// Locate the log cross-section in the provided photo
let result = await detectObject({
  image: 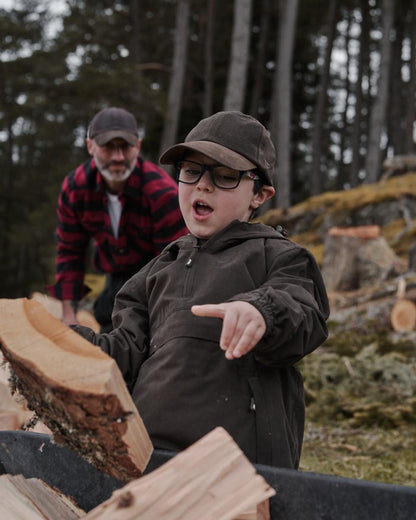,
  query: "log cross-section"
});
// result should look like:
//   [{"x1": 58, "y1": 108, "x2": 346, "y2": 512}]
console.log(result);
[{"x1": 0, "y1": 298, "x2": 153, "y2": 482}]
